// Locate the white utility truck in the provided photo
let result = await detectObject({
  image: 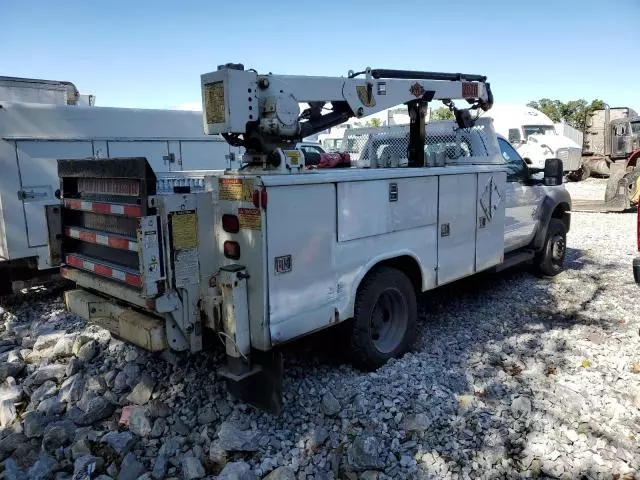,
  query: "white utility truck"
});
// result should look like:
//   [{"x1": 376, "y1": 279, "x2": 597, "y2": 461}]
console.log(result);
[
  {"x1": 0, "y1": 77, "x2": 240, "y2": 294},
  {"x1": 52, "y1": 64, "x2": 570, "y2": 412},
  {"x1": 489, "y1": 104, "x2": 584, "y2": 180}
]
